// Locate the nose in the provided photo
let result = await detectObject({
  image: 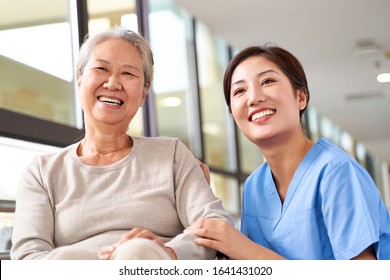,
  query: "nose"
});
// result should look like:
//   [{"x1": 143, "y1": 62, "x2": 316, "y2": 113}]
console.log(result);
[
  {"x1": 103, "y1": 74, "x2": 122, "y2": 91},
  {"x1": 246, "y1": 84, "x2": 265, "y2": 107}
]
